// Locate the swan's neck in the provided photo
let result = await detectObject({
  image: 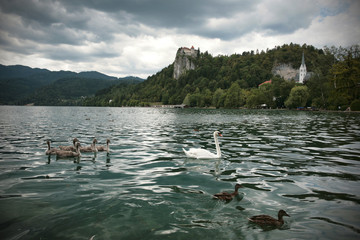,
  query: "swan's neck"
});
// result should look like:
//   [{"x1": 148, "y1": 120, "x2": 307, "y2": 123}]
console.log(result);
[
  {"x1": 214, "y1": 133, "x2": 221, "y2": 157},
  {"x1": 106, "y1": 142, "x2": 109, "y2": 152},
  {"x1": 76, "y1": 145, "x2": 81, "y2": 155},
  {"x1": 47, "y1": 142, "x2": 51, "y2": 150}
]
